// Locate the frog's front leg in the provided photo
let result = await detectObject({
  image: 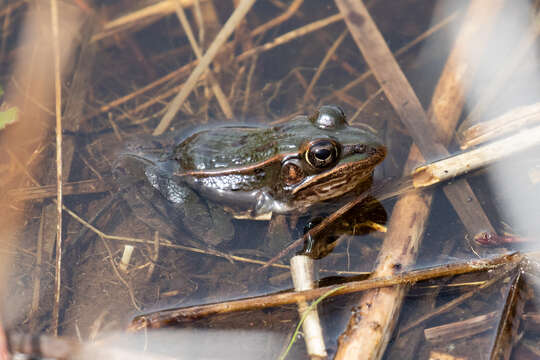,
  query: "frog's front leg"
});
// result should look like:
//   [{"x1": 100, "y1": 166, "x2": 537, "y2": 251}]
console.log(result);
[{"x1": 146, "y1": 167, "x2": 235, "y2": 246}]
